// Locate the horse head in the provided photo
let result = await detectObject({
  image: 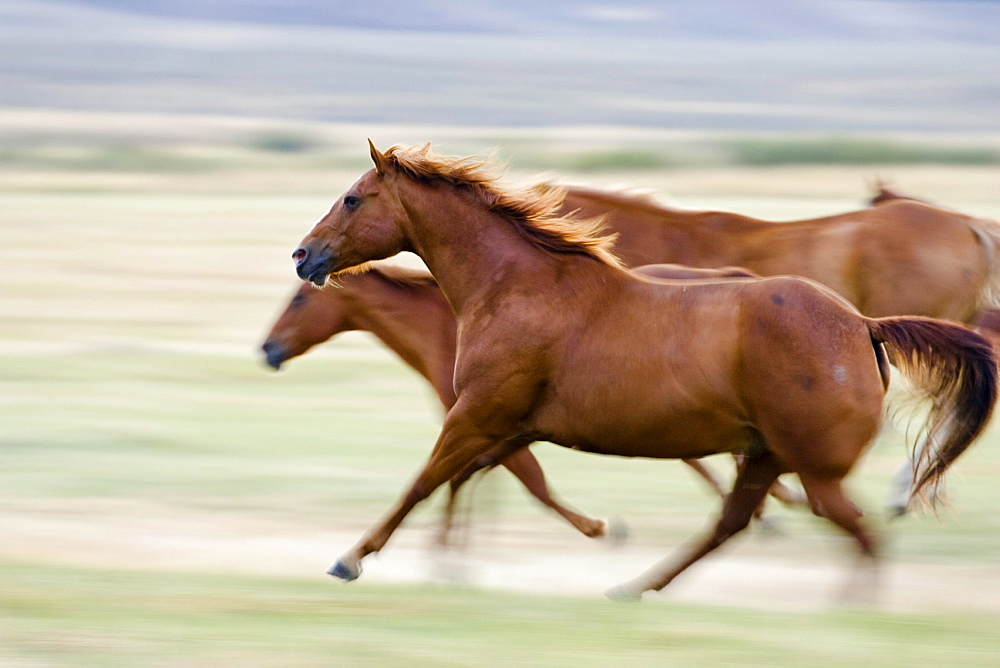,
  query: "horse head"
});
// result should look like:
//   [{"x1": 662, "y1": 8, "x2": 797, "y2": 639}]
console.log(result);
[
  {"x1": 293, "y1": 140, "x2": 410, "y2": 286},
  {"x1": 260, "y1": 281, "x2": 356, "y2": 369}
]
